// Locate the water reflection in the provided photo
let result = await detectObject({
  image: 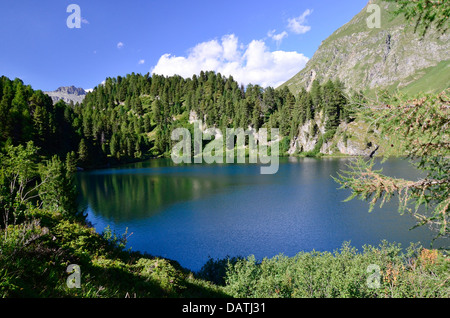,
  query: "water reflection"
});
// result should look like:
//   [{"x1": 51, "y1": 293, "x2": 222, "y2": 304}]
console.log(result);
[
  {"x1": 77, "y1": 159, "x2": 281, "y2": 222},
  {"x1": 76, "y1": 157, "x2": 447, "y2": 271}
]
